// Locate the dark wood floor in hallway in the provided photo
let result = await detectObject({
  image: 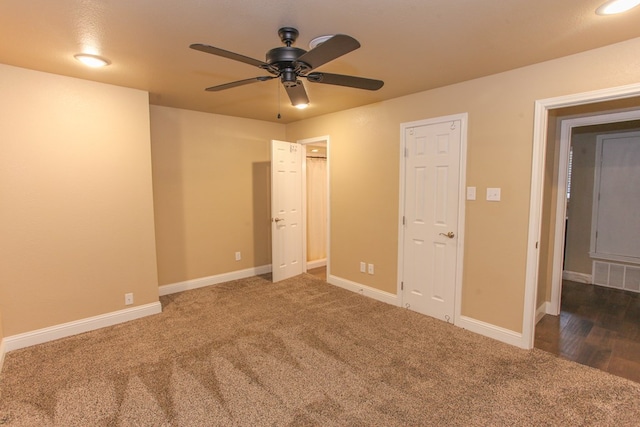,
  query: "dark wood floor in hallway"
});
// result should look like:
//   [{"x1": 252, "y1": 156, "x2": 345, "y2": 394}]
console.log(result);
[{"x1": 535, "y1": 280, "x2": 640, "y2": 383}]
